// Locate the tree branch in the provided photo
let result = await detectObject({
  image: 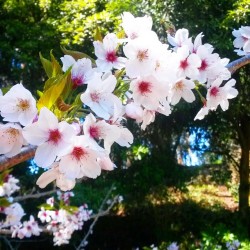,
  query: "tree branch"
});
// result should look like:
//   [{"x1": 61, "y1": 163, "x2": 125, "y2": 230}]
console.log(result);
[
  {"x1": 0, "y1": 146, "x2": 36, "y2": 172},
  {"x1": 226, "y1": 54, "x2": 250, "y2": 74},
  {"x1": 13, "y1": 189, "x2": 57, "y2": 202}
]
